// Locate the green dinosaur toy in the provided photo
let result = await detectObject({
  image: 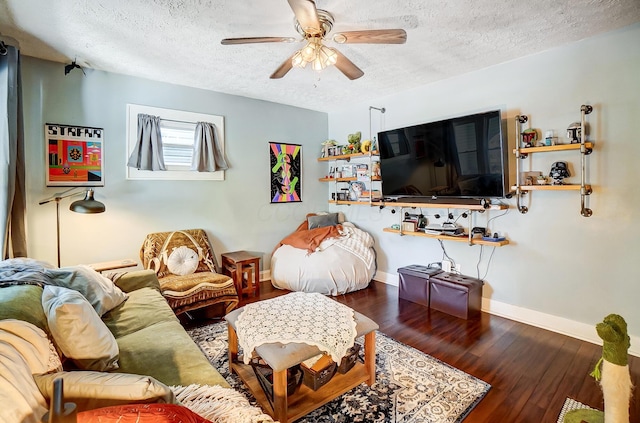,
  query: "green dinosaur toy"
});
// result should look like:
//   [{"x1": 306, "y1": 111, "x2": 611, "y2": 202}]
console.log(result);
[
  {"x1": 564, "y1": 314, "x2": 632, "y2": 423},
  {"x1": 342, "y1": 131, "x2": 361, "y2": 154}
]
